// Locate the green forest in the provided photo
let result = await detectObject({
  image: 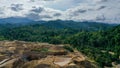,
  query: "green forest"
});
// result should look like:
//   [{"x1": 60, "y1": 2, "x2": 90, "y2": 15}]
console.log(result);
[{"x1": 0, "y1": 22, "x2": 120, "y2": 67}]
